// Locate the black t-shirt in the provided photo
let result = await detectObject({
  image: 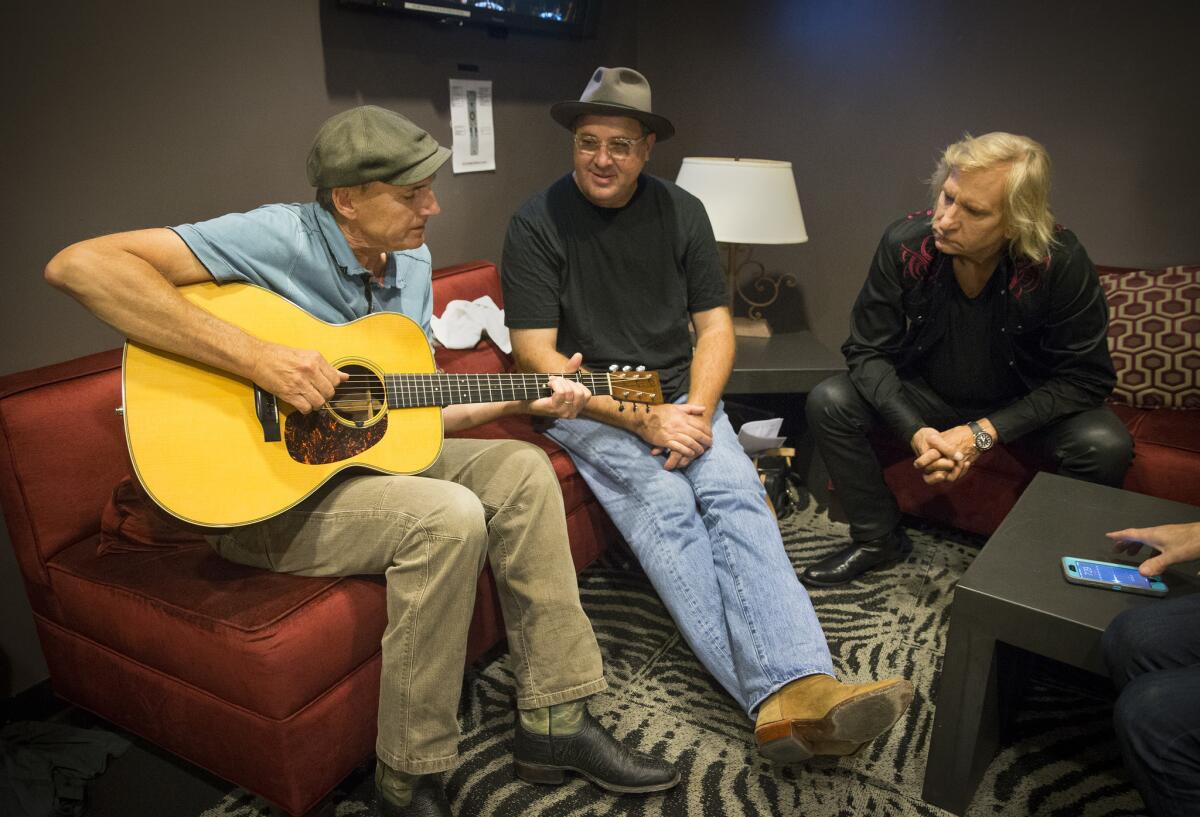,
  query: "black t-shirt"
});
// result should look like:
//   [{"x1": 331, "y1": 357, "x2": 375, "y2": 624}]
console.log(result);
[
  {"x1": 501, "y1": 173, "x2": 727, "y2": 401},
  {"x1": 918, "y1": 271, "x2": 1026, "y2": 415}
]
